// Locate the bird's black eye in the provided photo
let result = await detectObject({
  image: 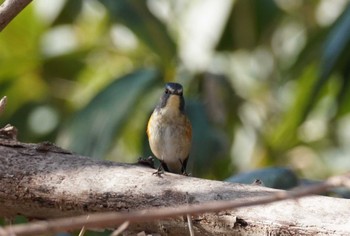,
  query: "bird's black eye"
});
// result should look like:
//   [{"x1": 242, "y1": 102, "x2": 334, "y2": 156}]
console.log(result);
[{"x1": 165, "y1": 89, "x2": 170, "y2": 94}]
